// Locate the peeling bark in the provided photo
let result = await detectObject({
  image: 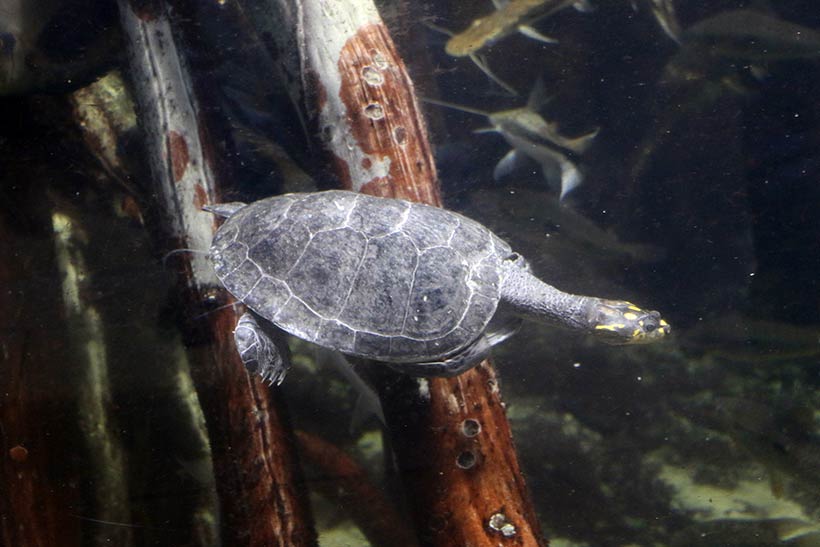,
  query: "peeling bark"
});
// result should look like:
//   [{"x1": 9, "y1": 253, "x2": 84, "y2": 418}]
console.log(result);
[{"x1": 117, "y1": 1, "x2": 316, "y2": 545}]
